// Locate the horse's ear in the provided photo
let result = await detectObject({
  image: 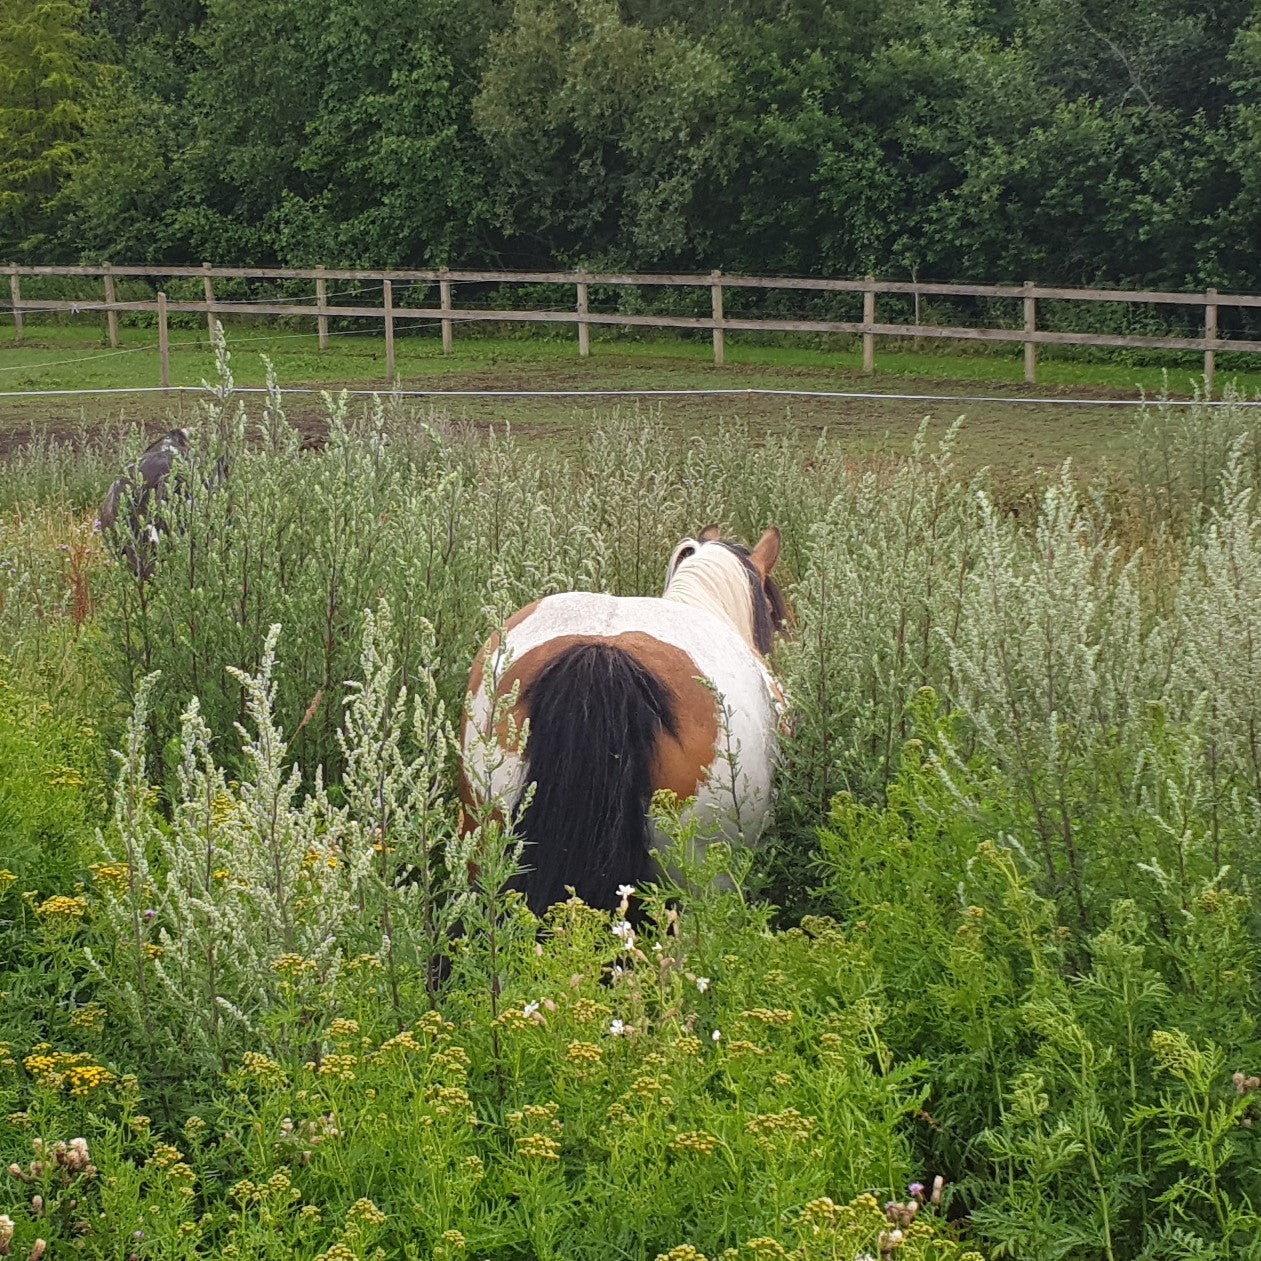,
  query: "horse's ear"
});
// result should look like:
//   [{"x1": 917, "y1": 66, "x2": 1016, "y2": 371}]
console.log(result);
[
  {"x1": 750, "y1": 526, "x2": 782, "y2": 577},
  {"x1": 698, "y1": 524, "x2": 722, "y2": 542}
]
